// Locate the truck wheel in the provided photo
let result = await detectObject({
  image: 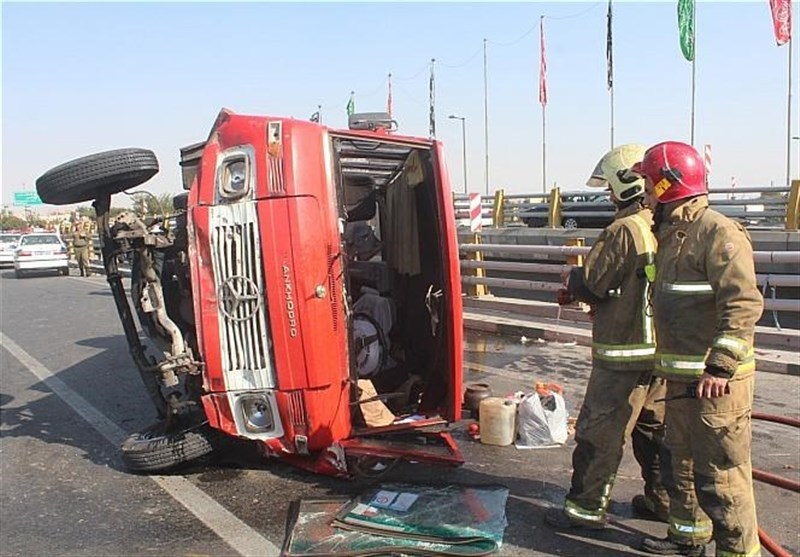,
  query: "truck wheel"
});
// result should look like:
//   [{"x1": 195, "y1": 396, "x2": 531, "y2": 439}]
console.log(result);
[
  {"x1": 172, "y1": 192, "x2": 189, "y2": 212},
  {"x1": 120, "y1": 418, "x2": 216, "y2": 473},
  {"x1": 36, "y1": 148, "x2": 159, "y2": 205}
]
